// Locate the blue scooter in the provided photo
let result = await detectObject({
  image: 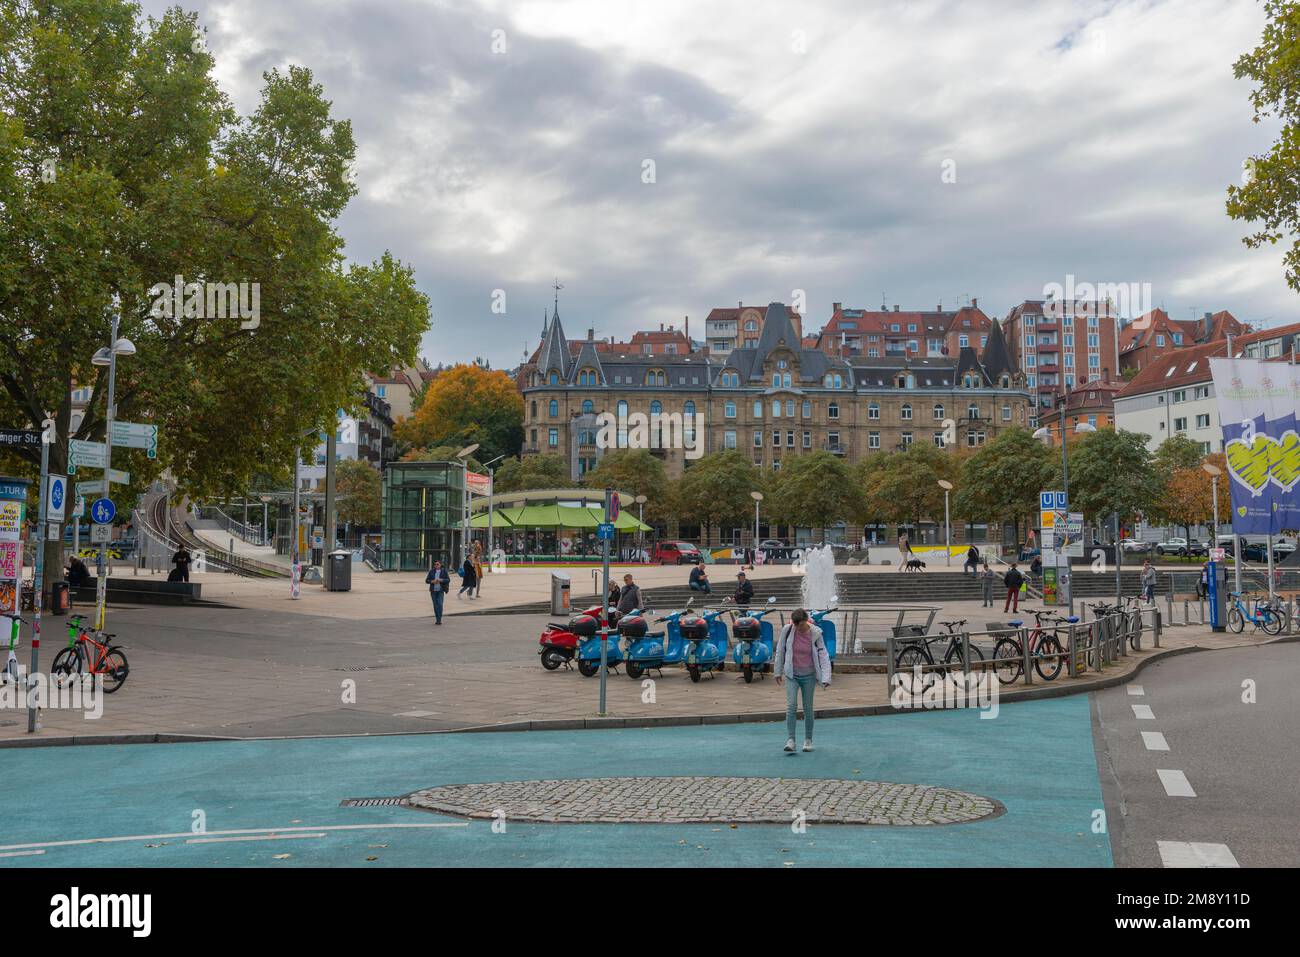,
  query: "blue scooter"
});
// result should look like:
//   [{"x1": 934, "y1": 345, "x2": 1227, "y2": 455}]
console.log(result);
[
  {"x1": 576, "y1": 607, "x2": 626, "y2": 677},
  {"x1": 681, "y1": 604, "x2": 731, "y2": 682},
  {"x1": 624, "y1": 607, "x2": 692, "y2": 679},
  {"x1": 810, "y1": 606, "x2": 839, "y2": 667},
  {"x1": 732, "y1": 596, "x2": 779, "y2": 683}
]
